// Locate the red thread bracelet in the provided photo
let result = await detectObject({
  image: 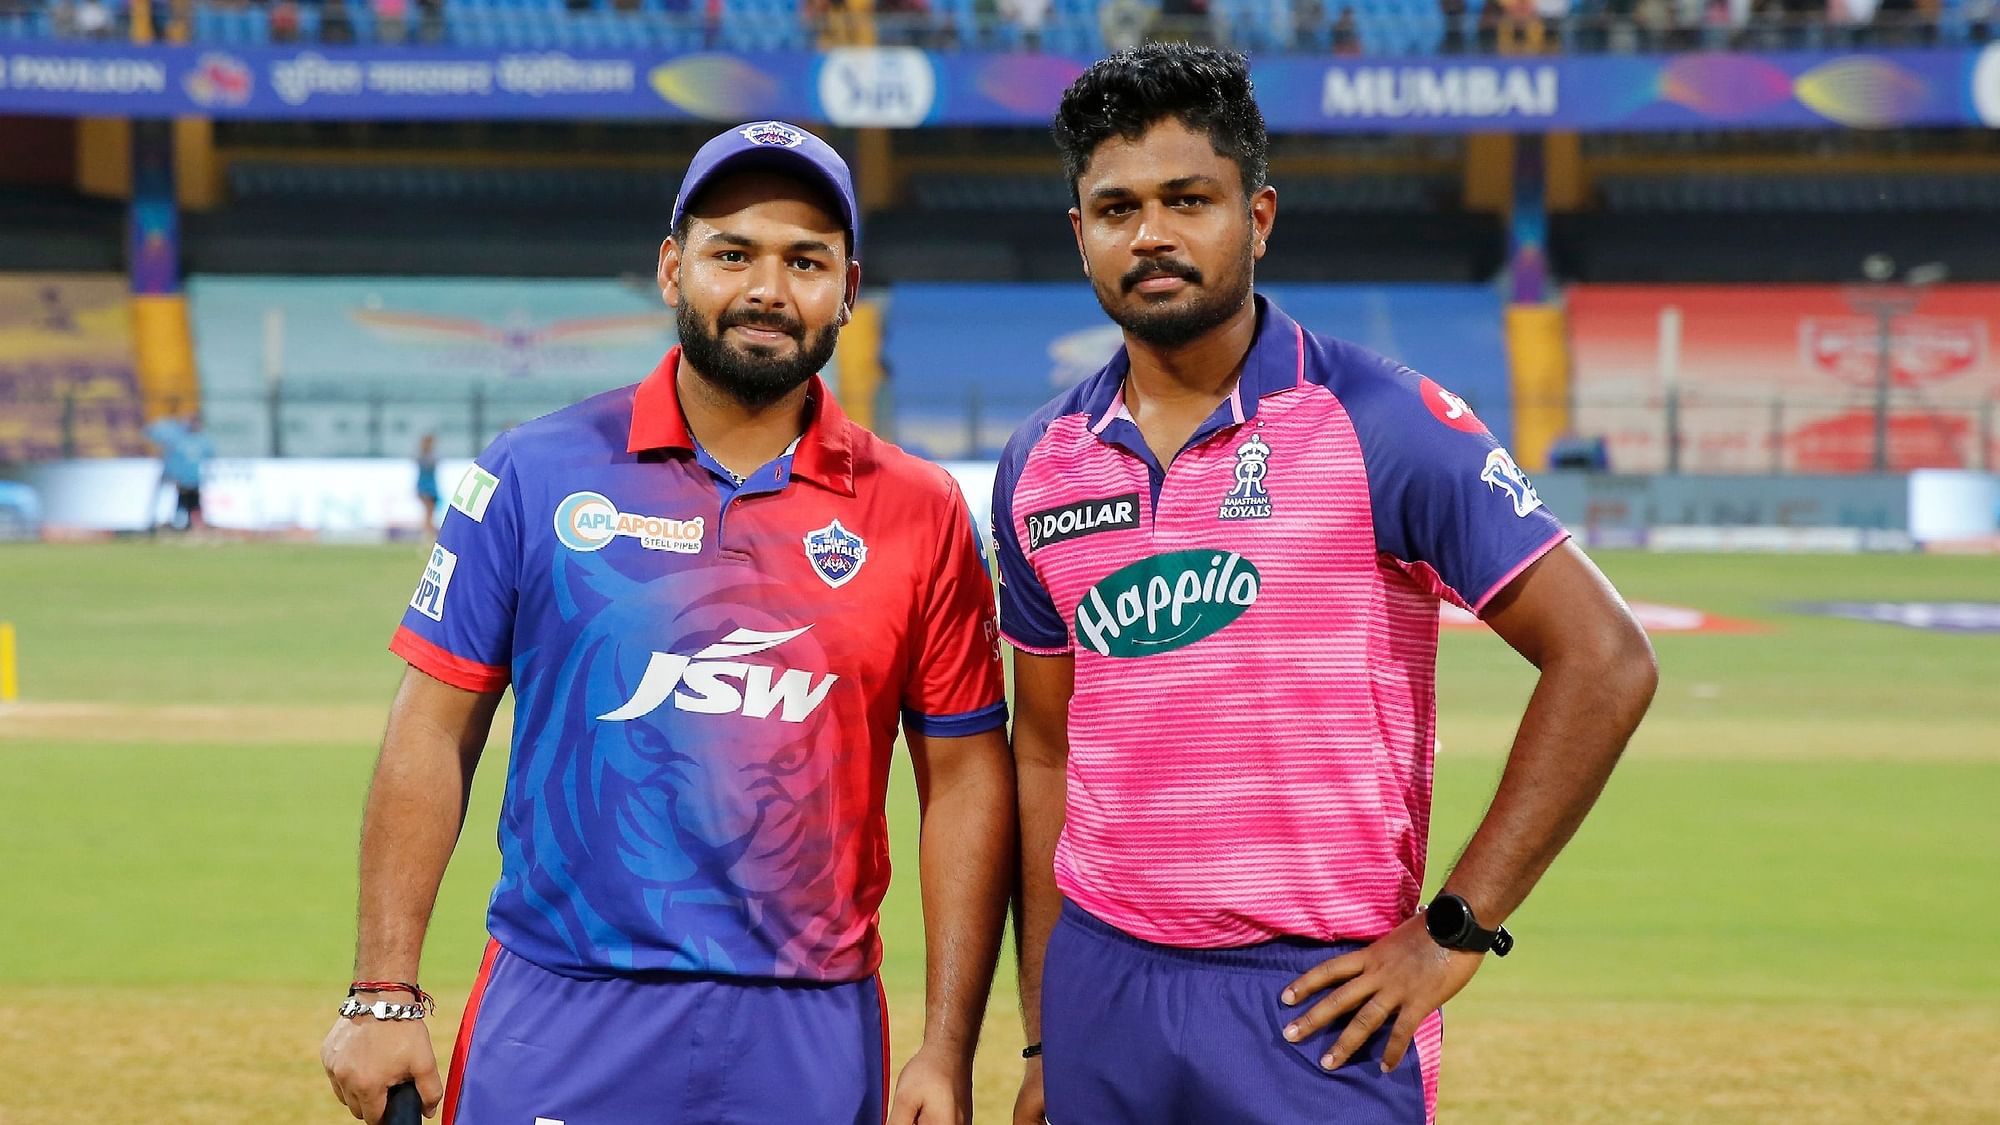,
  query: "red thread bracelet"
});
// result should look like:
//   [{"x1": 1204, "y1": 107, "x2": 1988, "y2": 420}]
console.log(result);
[{"x1": 348, "y1": 980, "x2": 435, "y2": 1014}]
